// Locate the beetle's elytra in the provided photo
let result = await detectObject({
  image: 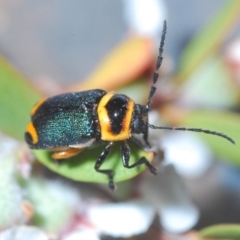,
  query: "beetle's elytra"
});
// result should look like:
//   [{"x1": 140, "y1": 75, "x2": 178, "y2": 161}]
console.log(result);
[{"x1": 25, "y1": 21, "x2": 235, "y2": 190}]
